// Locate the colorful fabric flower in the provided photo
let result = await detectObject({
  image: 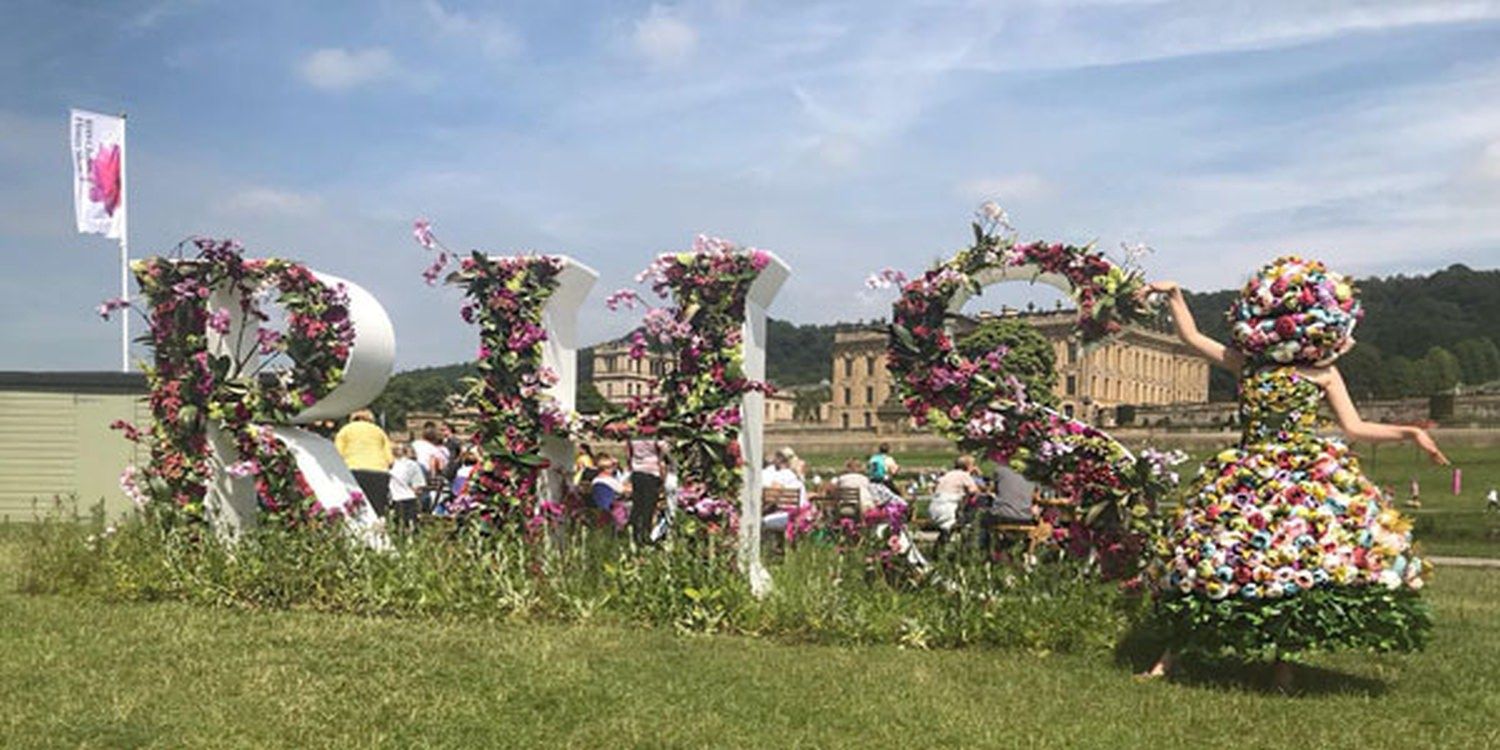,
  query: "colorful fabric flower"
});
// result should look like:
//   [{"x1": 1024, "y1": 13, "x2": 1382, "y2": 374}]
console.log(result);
[{"x1": 1227, "y1": 256, "x2": 1361, "y2": 366}]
